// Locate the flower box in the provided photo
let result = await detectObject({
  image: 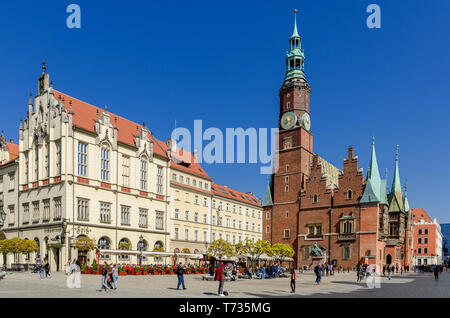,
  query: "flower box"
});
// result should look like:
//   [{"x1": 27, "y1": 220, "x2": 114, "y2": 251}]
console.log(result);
[
  {"x1": 119, "y1": 272, "x2": 127, "y2": 276},
  {"x1": 135, "y1": 271, "x2": 141, "y2": 275},
  {"x1": 142, "y1": 271, "x2": 148, "y2": 275}
]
